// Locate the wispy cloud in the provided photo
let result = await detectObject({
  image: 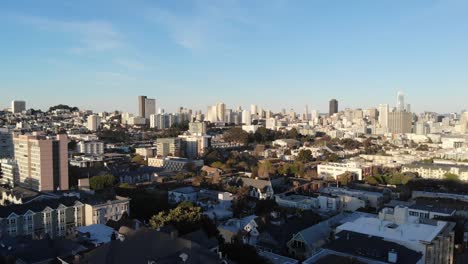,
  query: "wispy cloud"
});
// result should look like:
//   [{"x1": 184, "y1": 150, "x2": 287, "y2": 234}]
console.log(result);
[
  {"x1": 113, "y1": 58, "x2": 147, "y2": 71},
  {"x1": 94, "y1": 71, "x2": 135, "y2": 85},
  {"x1": 145, "y1": 0, "x2": 256, "y2": 52},
  {"x1": 14, "y1": 14, "x2": 123, "y2": 54}
]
